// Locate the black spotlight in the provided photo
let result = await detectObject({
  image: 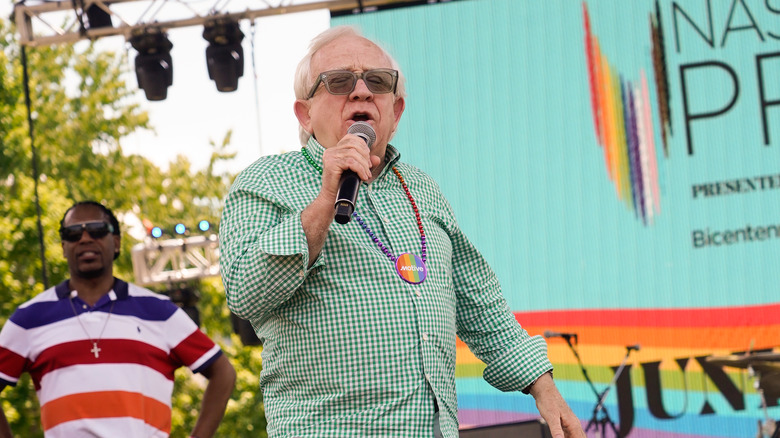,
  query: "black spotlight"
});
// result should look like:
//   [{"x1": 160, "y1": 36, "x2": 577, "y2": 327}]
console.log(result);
[
  {"x1": 203, "y1": 20, "x2": 244, "y2": 92},
  {"x1": 129, "y1": 30, "x2": 173, "y2": 101},
  {"x1": 165, "y1": 287, "x2": 201, "y2": 326},
  {"x1": 86, "y1": 3, "x2": 112, "y2": 29}
]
